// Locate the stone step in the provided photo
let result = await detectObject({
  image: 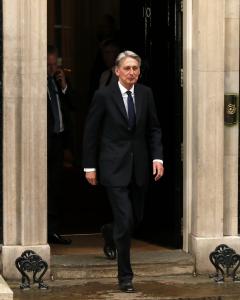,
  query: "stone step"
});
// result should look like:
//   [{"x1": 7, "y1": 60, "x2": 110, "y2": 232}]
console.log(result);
[
  {"x1": 51, "y1": 249, "x2": 194, "y2": 280},
  {"x1": 0, "y1": 275, "x2": 13, "y2": 300}
]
